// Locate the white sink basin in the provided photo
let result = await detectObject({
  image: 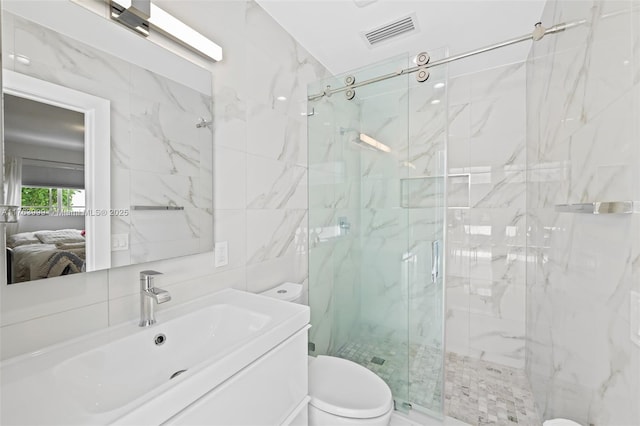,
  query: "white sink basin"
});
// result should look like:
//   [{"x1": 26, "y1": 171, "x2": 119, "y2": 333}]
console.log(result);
[
  {"x1": 54, "y1": 304, "x2": 271, "y2": 413},
  {"x1": 0, "y1": 289, "x2": 309, "y2": 425}
]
